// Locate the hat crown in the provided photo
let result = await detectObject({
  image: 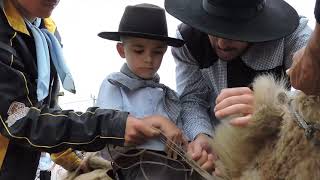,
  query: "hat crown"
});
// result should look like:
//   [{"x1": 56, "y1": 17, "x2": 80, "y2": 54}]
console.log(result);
[
  {"x1": 118, "y1": 4, "x2": 168, "y2": 37},
  {"x1": 98, "y1": 3, "x2": 184, "y2": 47},
  {"x1": 203, "y1": 0, "x2": 266, "y2": 20},
  {"x1": 207, "y1": 0, "x2": 265, "y2": 8}
]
